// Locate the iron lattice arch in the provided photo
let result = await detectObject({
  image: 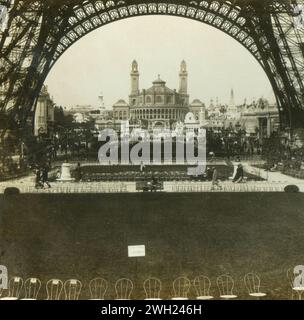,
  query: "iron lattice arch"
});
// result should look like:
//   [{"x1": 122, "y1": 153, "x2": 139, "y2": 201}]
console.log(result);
[
  {"x1": 0, "y1": 0, "x2": 304, "y2": 128},
  {"x1": 53, "y1": 1, "x2": 262, "y2": 64}
]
